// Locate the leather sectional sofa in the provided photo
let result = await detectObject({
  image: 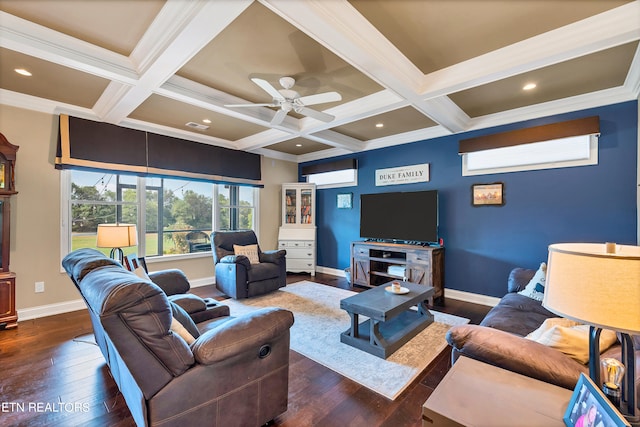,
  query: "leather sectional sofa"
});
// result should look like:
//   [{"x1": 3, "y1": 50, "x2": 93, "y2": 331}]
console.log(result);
[
  {"x1": 446, "y1": 267, "x2": 639, "y2": 395},
  {"x1": 62, "y1": 248, "x2": 294, "y2": 427}
]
